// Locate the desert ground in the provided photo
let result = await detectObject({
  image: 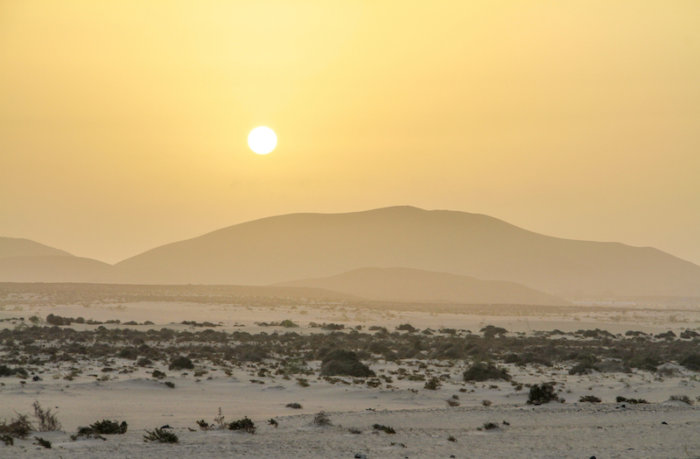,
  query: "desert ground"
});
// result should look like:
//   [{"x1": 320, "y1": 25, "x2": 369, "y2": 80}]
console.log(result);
[{"x1": 0, "y1": 284, "x2": 698, "y2": 458}]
